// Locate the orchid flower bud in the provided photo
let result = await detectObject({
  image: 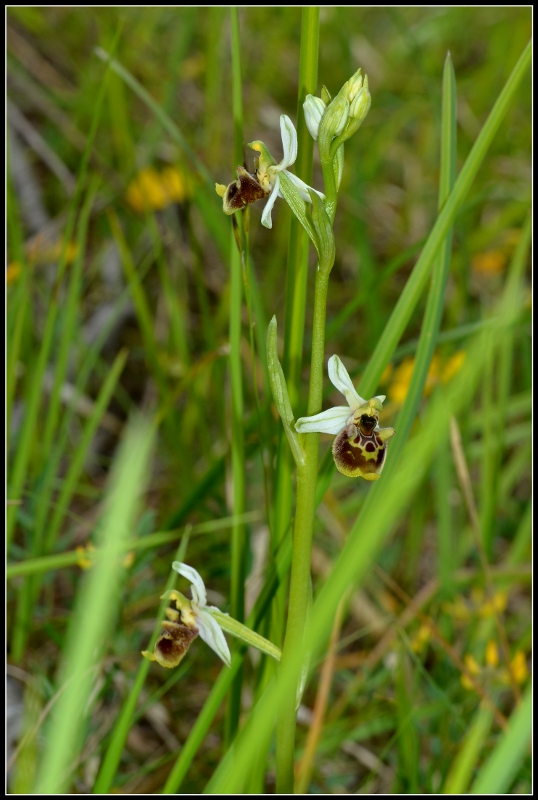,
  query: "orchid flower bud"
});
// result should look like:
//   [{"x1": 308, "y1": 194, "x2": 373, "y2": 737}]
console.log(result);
[{"x1": 303, "y1": 94, "x2": 327, "y2": 141}]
